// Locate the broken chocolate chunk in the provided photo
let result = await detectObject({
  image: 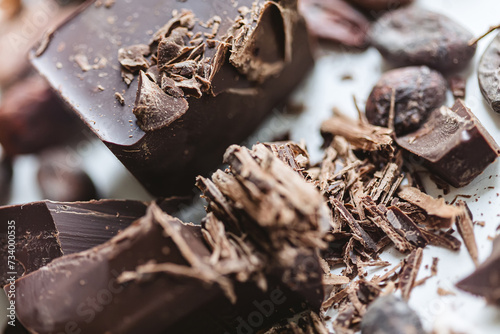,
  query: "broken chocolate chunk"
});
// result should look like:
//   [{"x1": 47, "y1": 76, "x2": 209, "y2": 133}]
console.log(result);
[
  {"x1": 365, "y1": 66, "x2": 447, "y2": 136},
  {"x1": 370, "y1": 8, "x2": 476, "y2": 72},
  {"x1": 0, "y1": 199, "x2": 147, "y2": 286},
  {"x1": 396, "y1": 100, "x2": 500, "y2": 188},
  {"x1": 457, "y1": 235, "x2": 500, "y2": 306},
  {"x1": 118, "y1": 44, "x2": 150, "y2": 73},
  {"x1": 361, "y1": 295, "x2": 425, "y2": 334},
  {"x1": 133, "y1": 71, "x2": 189, "y2": 131},
  {"x1": 478, "y1": 32, "x2": 500, "y2": 113}
]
